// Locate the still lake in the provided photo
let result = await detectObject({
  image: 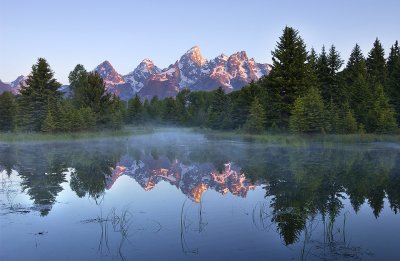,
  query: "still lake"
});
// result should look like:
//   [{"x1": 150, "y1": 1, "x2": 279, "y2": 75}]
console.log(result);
[{"x1": 0, "y1": 130, "x2": 399, "y2": 260}]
